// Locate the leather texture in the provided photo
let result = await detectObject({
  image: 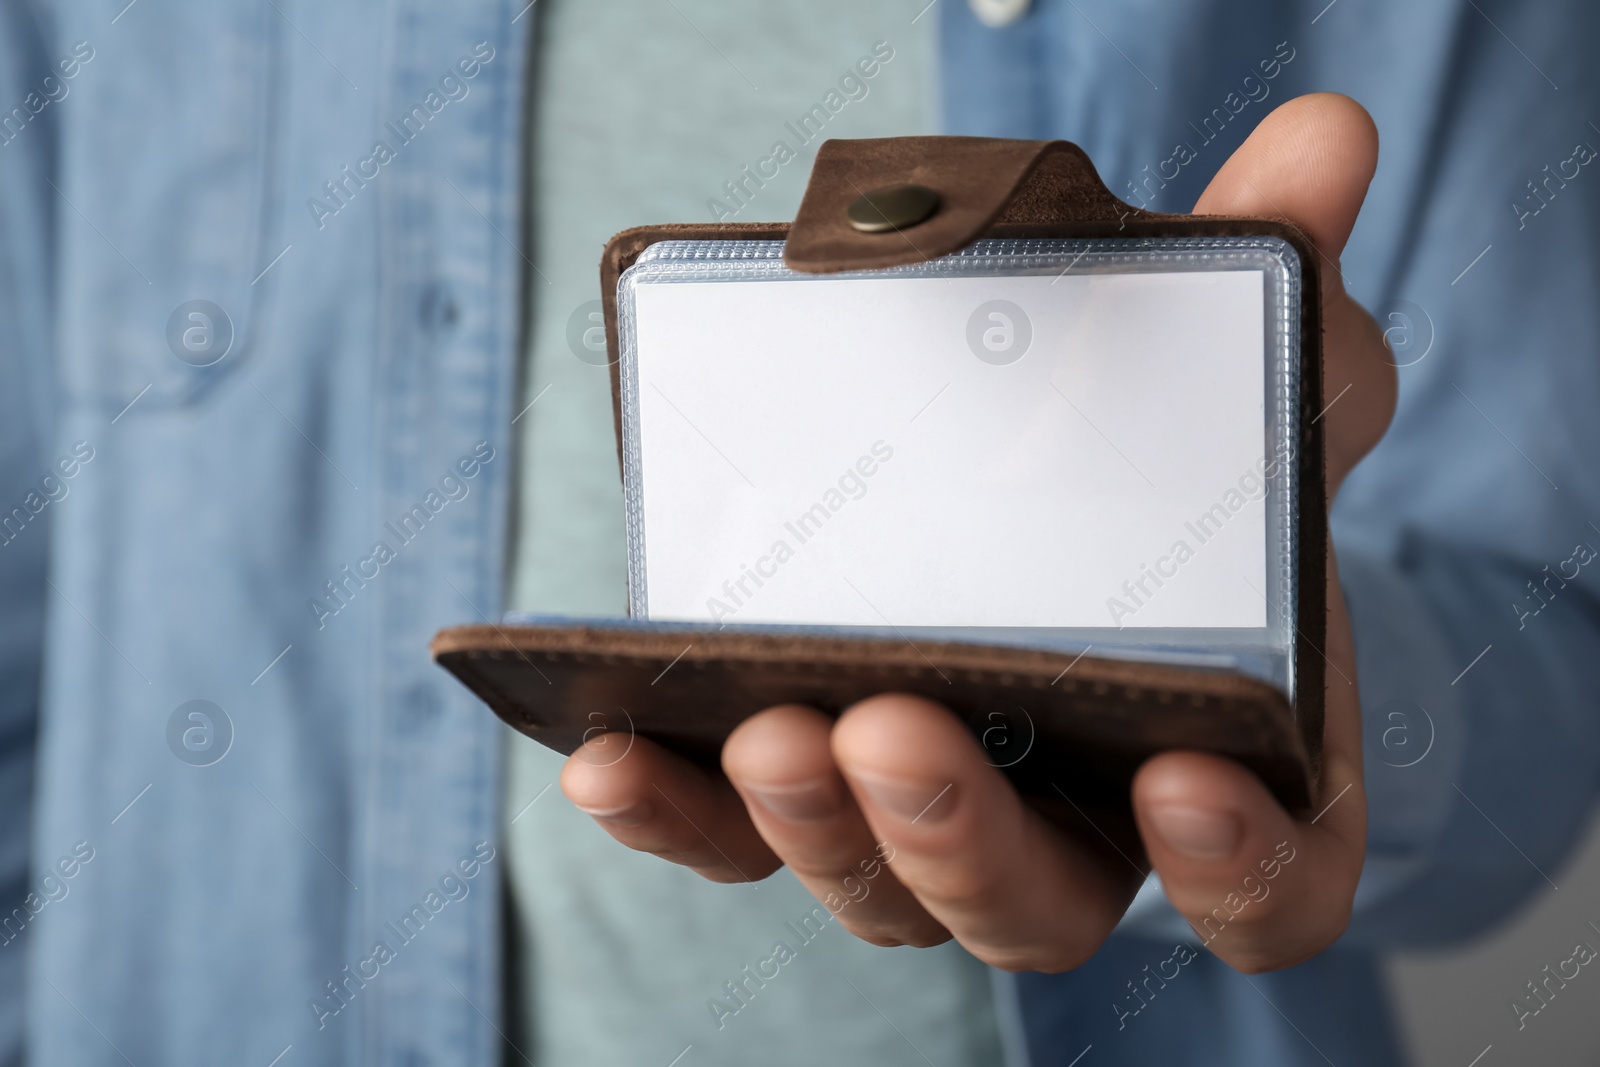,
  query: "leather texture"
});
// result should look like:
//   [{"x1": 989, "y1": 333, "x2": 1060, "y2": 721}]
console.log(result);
[
  {"x1": 788, "y1": 137, "x2": 1138, "y2": 269},
  {"x1": 435, "y1": 136, "x2": 1326, "y2": 811},
  {"x1": 432, "y1": 623, "x2": 1312, "y2": 808}
]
